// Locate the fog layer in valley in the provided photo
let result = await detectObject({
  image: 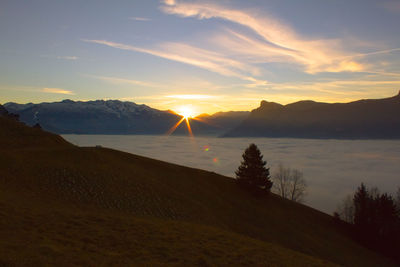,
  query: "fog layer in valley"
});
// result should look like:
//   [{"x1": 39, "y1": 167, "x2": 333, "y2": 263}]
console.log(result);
[{"x1": 63, "y1": 135, "x2": 400, "y2": 214}]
